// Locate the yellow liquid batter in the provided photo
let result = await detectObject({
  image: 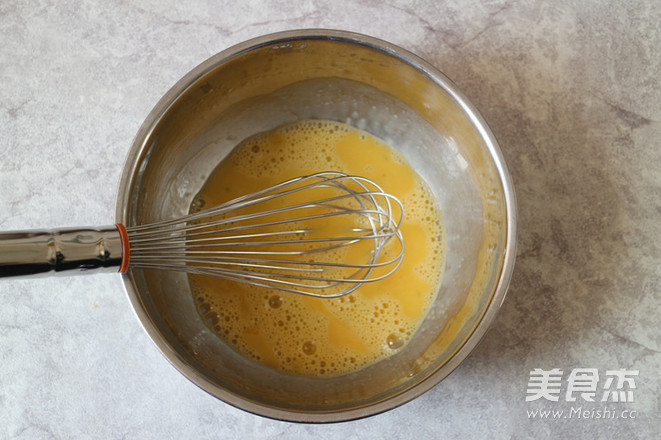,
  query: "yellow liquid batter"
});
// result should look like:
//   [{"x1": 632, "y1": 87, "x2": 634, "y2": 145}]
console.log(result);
[{"x1": 189, "y1": 120, "x2": 444, "y2": 377}]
